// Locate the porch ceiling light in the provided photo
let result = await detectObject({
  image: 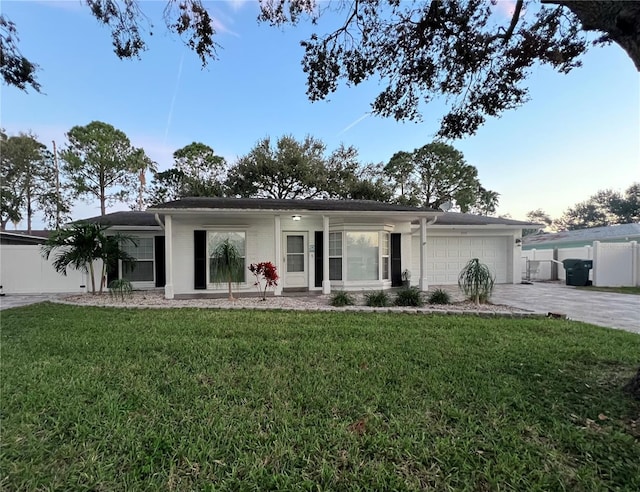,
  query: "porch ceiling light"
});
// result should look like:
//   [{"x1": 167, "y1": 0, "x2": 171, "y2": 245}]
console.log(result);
[{"x1": 292, "y1": 215, "x2": 301, "y2": 221}]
